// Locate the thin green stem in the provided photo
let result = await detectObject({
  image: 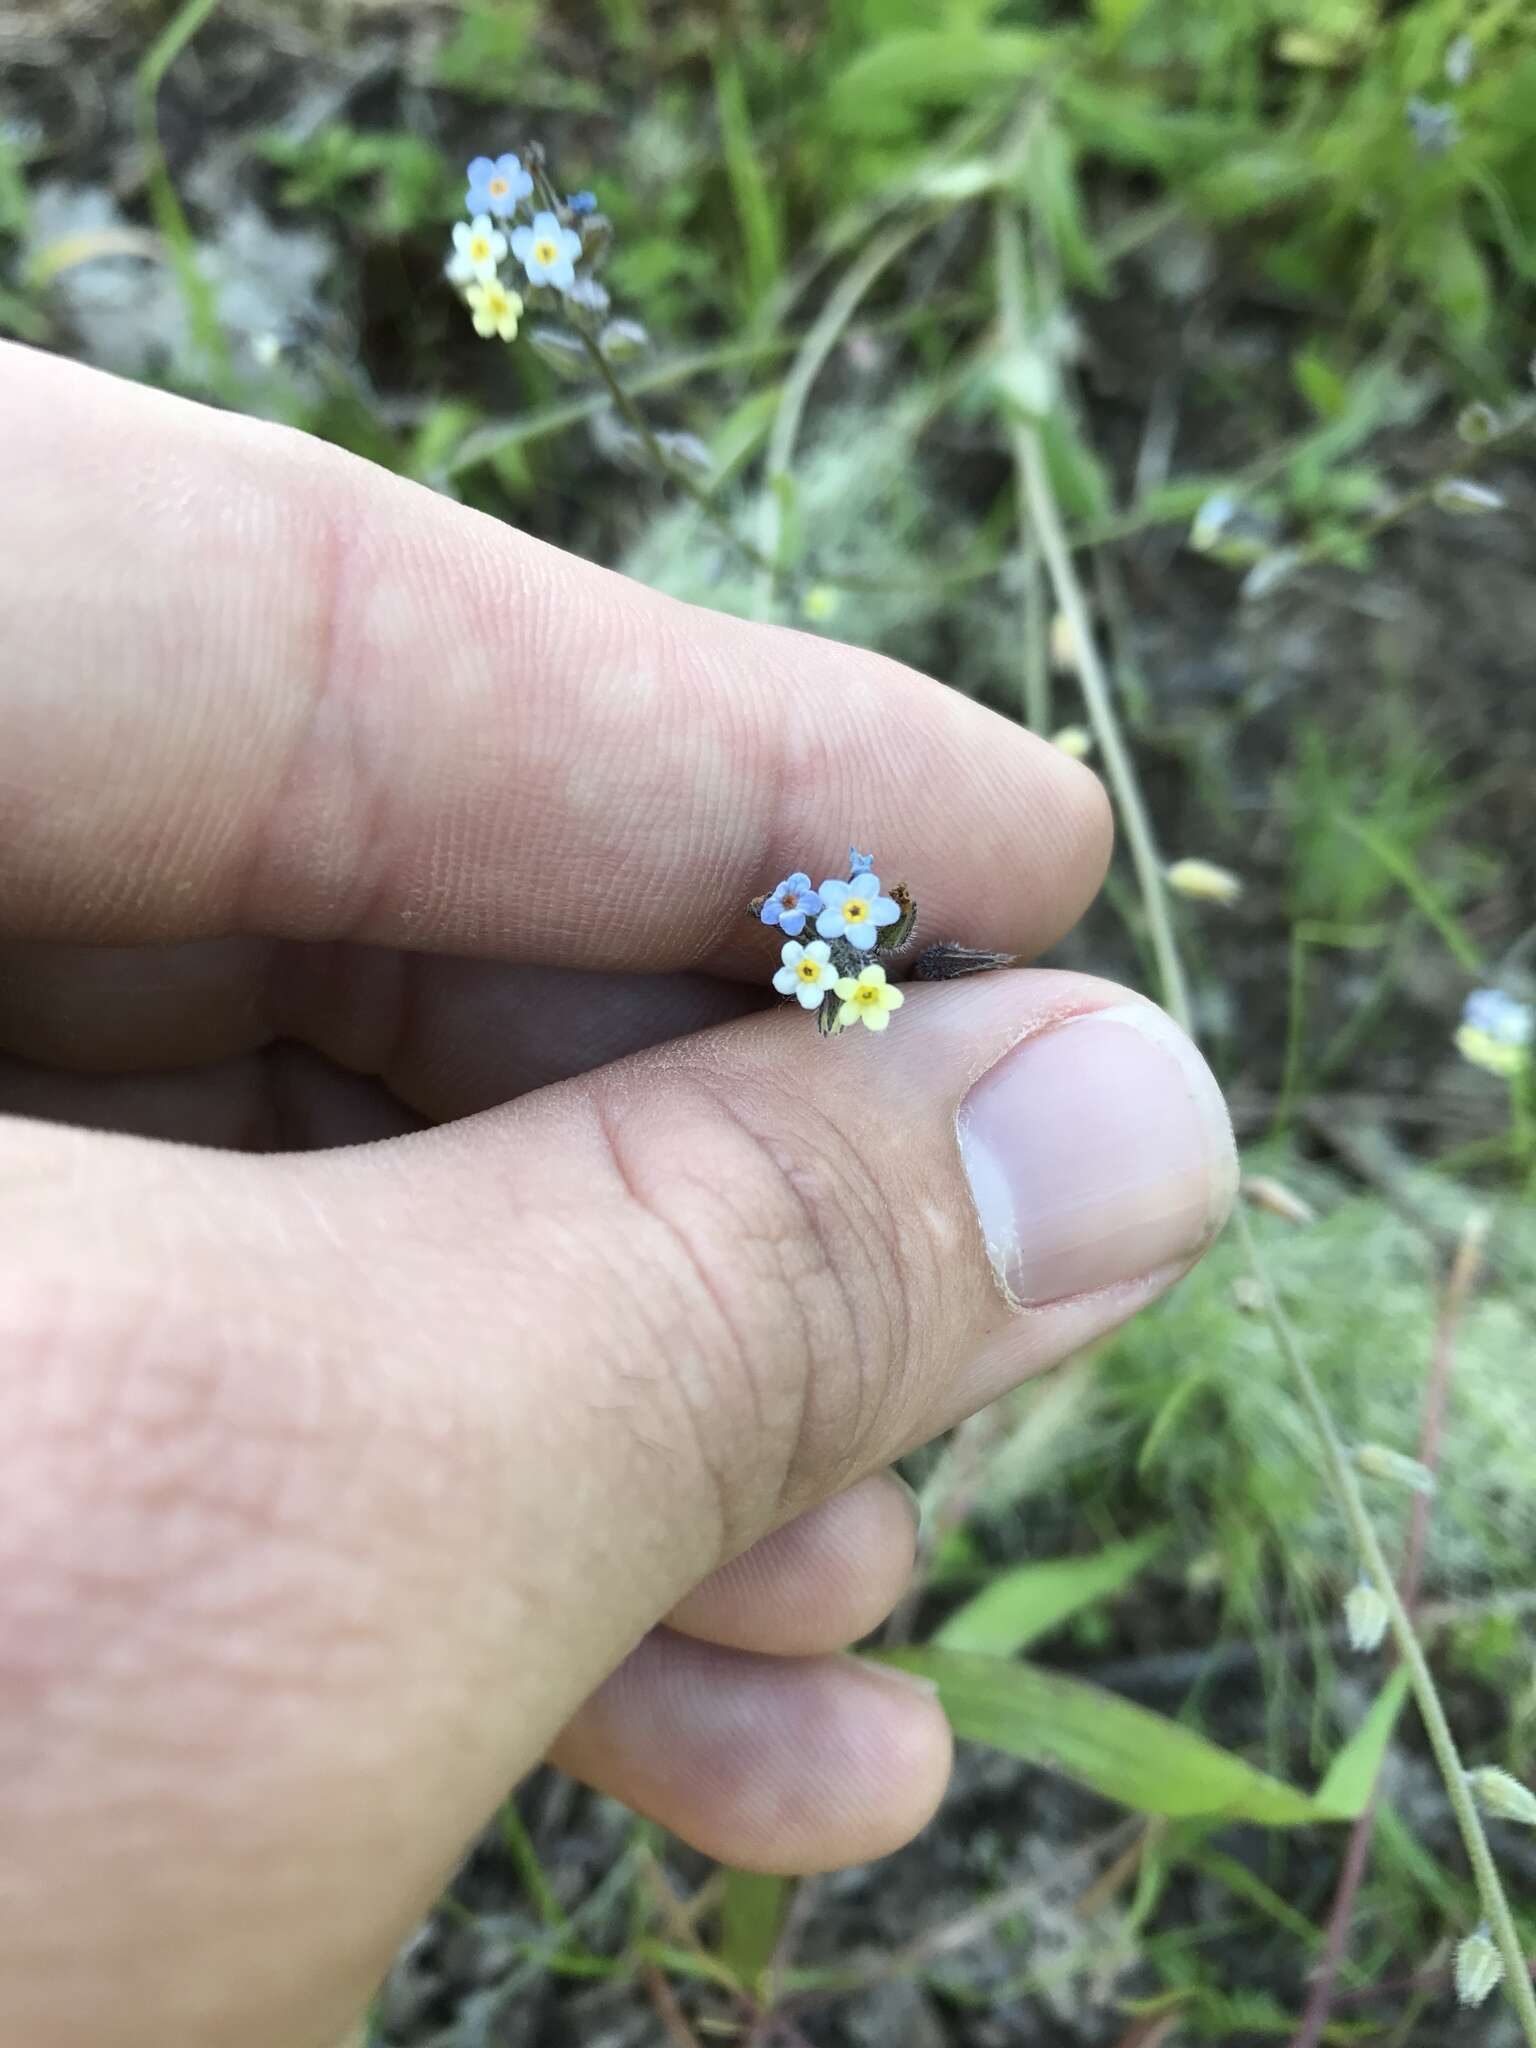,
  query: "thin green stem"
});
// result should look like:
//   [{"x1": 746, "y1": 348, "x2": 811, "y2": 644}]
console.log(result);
[
  {"x1": 994, "y1": 204, "x2": 1190, "y2": 1028},
  {"x1": 752, "y1": 212, "x2": 937, "y2": 614},
  {"x1": 992, "y1": 186, "x2": 1536, "y2": 2042},
  {"x1": 1237, "y1": 1205, "x2": 1536, "y2": 2041}
]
